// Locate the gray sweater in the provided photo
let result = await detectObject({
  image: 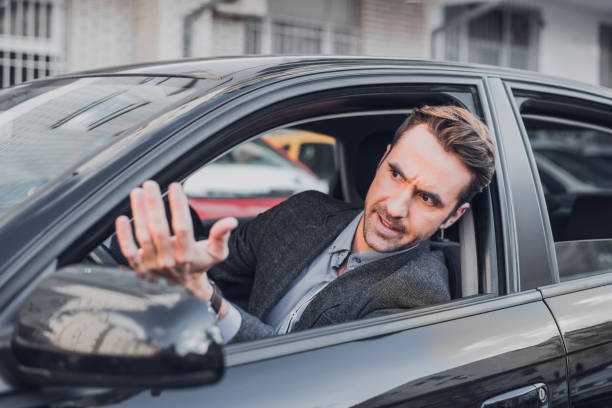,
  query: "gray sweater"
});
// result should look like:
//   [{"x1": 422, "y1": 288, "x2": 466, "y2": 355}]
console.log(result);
[{"x1": 208, "y1": 191, "x2": 451, "y2": 343}]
